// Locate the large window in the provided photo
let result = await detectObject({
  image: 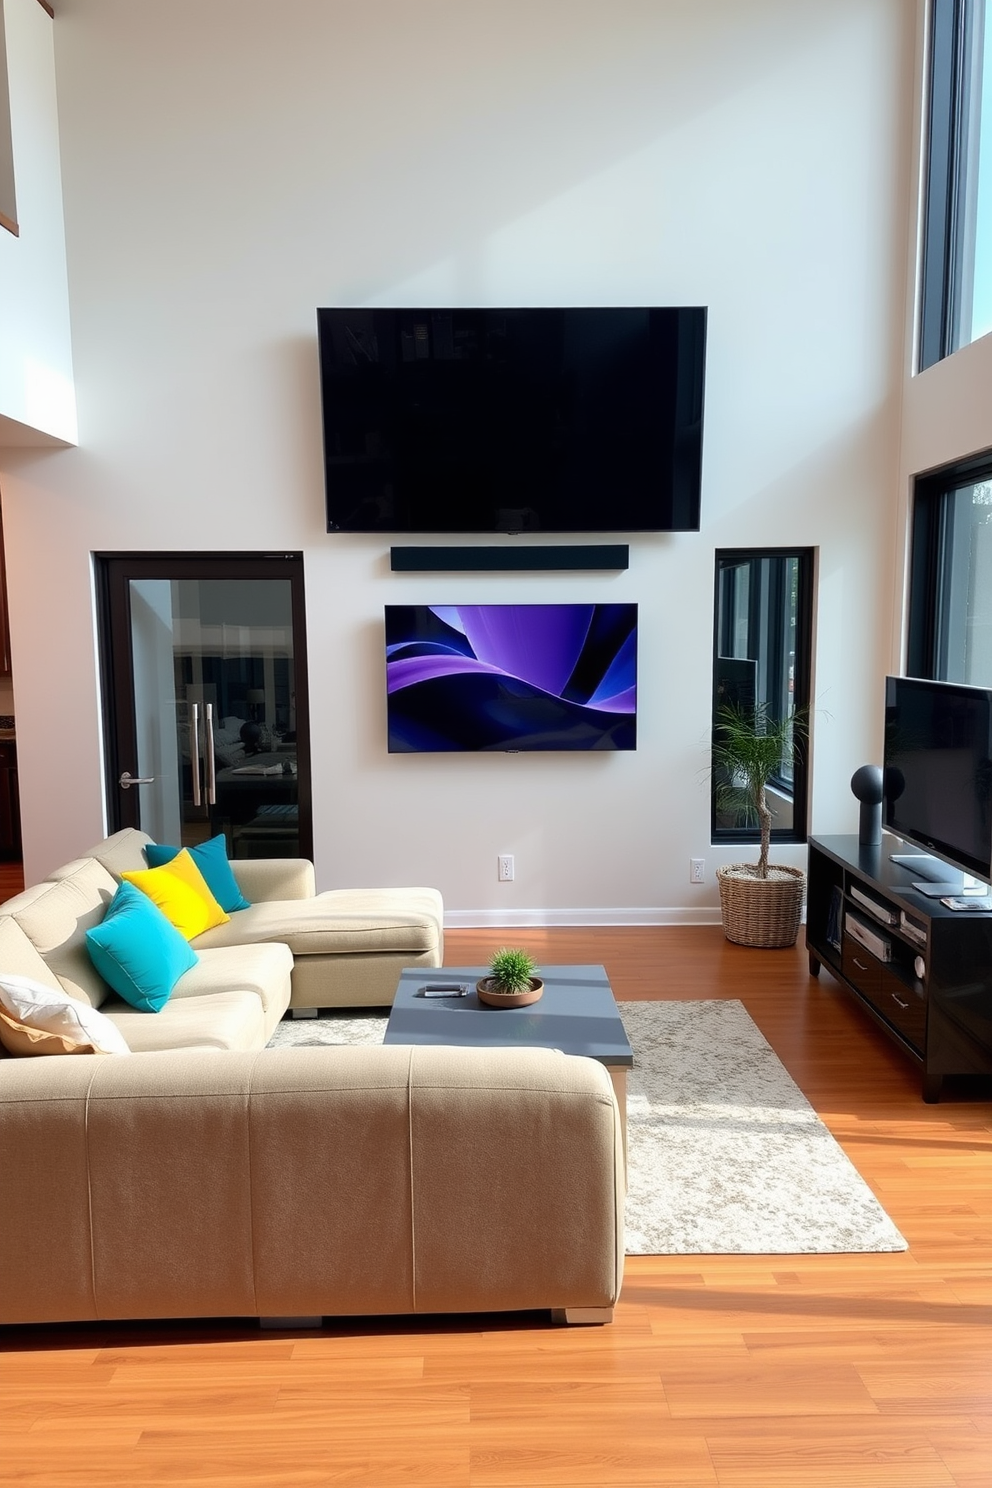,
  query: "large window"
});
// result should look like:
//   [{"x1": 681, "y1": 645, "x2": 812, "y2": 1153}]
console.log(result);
[
  {"x1": 711, "y1": 549, "x2": 814, "y2": 844},
  {"x1": 919, "y1": 0, "x2": 992, "y2": 369},
  {"x1": 907, "y1": 451, "x2": 992, "y2": 682}
]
